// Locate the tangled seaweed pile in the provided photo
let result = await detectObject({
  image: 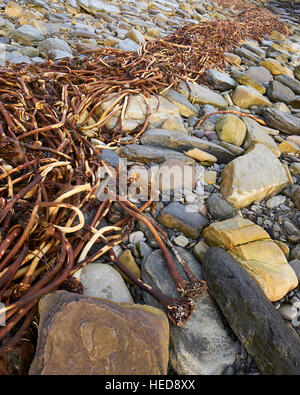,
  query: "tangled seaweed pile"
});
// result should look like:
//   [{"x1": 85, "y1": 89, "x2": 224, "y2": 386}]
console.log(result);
[{"x1": 0, "y1": 1, "x2": 290, "y2": 353}]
